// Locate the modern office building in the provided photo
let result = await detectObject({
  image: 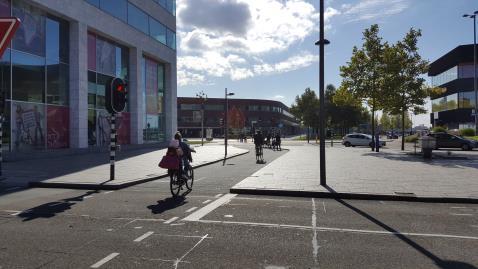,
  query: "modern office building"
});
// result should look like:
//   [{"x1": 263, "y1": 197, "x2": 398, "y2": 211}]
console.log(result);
[
  {"x1": 177, "y1": 97, "x2": 300, "y2": 138},
  {"x1": 428, "y1": 44, "x2": 477, "y2": 129},
  {"x1": 0, "y1": 0, "x2": 177, "y2": 152}
]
